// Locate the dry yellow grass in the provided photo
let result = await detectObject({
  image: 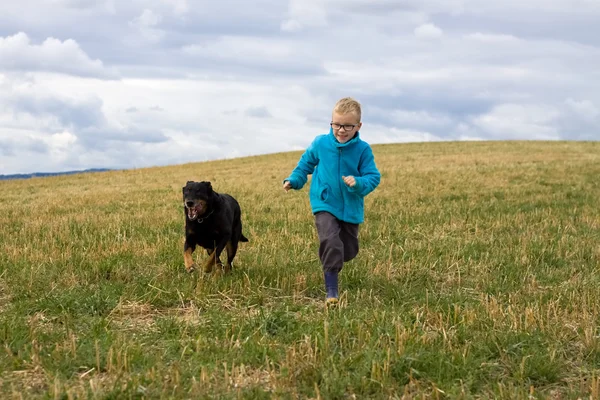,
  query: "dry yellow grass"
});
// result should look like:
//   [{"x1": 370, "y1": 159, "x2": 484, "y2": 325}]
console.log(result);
[{"x1": 0, "y1": 140, "x2": 599, "y2": 399}]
